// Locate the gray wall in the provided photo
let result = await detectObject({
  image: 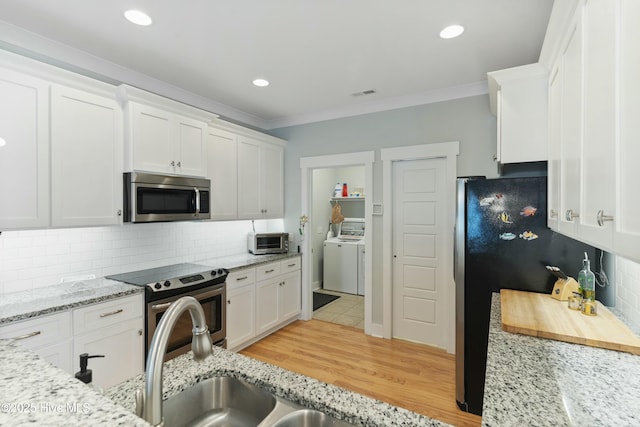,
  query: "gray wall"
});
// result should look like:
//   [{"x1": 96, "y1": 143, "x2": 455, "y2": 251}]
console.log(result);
[{"x1": 269, "y1": 94, "x2": 499, "y2": 323}]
